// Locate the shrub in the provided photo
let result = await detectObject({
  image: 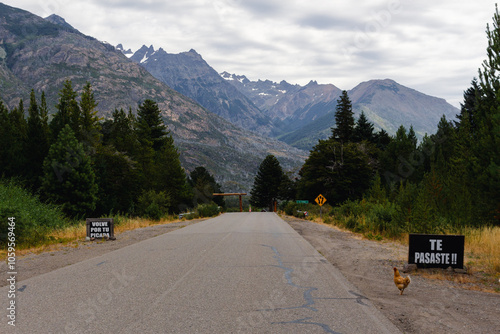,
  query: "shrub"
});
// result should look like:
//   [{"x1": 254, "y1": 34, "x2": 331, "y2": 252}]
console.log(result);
[
  {"x1": 284, "y1": 201, "x2": 297, "y2": 216},
  {"x1": 294, "y1": 211, "x2": 306, "y2": 219},
  {"x1": 196, "y1": 202, "x2": 219, "y2": 218},
  {"x1": 0, "y1": 179, "x2": 68, "y2": 248},
  {"x1": 137, "y1": 190, "x2": 170, "y2": 220}
]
